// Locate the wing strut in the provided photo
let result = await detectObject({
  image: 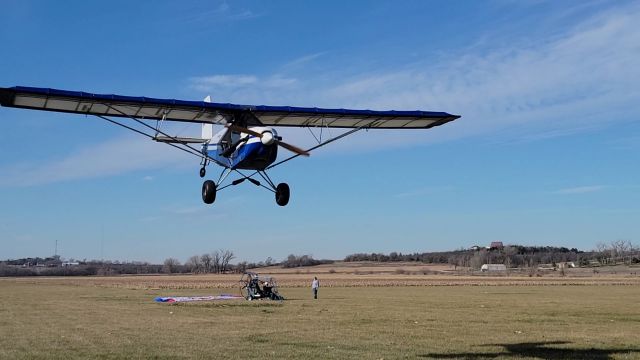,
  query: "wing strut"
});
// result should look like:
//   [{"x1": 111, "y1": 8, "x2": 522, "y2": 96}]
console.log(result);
[
  {"x1": 267, "y1": 123, "x2": 370, "y2": 170},
  {"x1": 95, "y1": 115, "x2": 208, "y2": 161},
  {"x1": 91, "y1": 102, "x2": 219, "y2": 165},
  {"x1": 209, "y1": 122, "x2": 373, "y2": 195},
  {"x1": 93, "y1": 102, "x2": 228, "y2": 171}
]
